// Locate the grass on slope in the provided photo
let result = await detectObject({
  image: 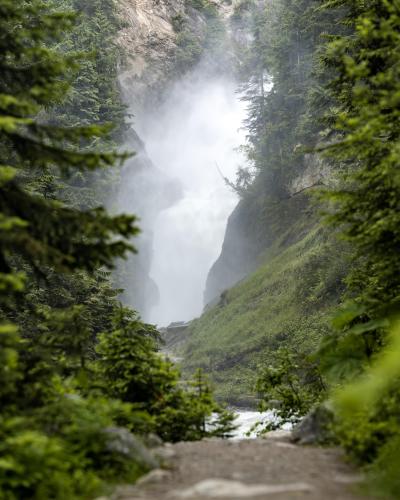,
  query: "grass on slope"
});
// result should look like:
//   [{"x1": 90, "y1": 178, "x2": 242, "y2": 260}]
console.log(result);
[{"x1": 178, "y1": 208, "x2": 348, "y2": 406}]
